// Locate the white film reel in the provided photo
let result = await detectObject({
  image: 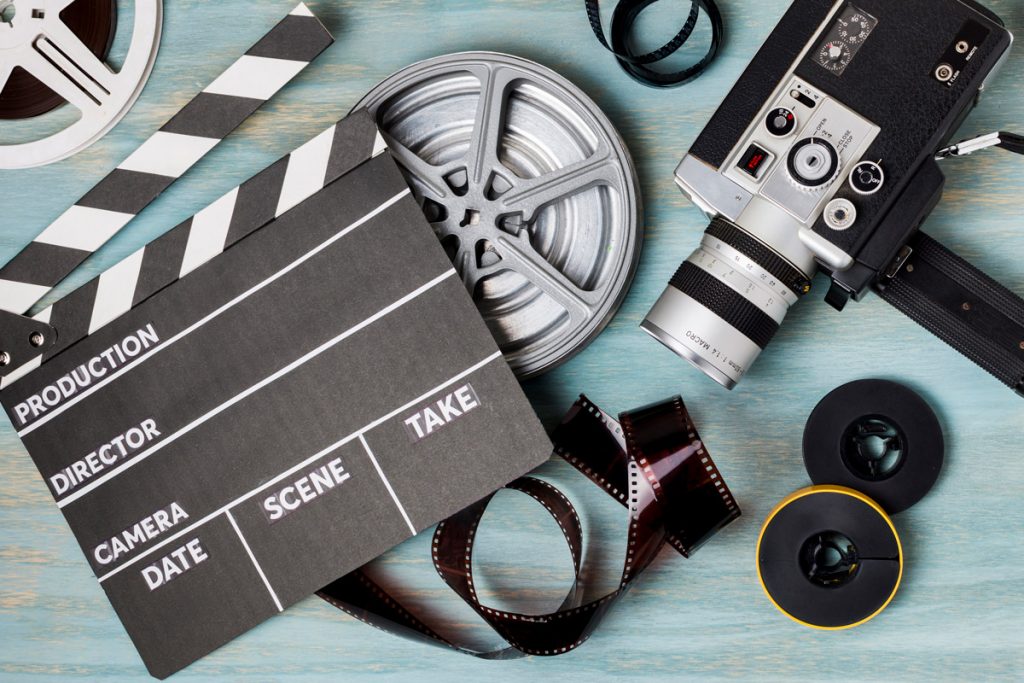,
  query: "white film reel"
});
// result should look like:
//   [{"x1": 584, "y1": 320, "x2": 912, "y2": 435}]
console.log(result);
[{"x1": 0, "y1": 0, "x2": 161, "y2": 169}]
